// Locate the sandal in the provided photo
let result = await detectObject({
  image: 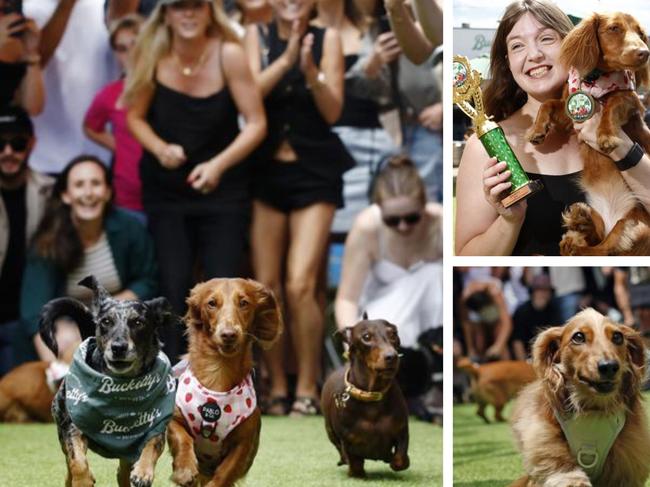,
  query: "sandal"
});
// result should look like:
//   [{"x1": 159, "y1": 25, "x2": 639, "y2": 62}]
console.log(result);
[
  {"x1": 289, "y1": 396, "x2": 321, "y2": 417},
  {"x1": 262, "y1": 396, "x2": 290, "y2": 416}
]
